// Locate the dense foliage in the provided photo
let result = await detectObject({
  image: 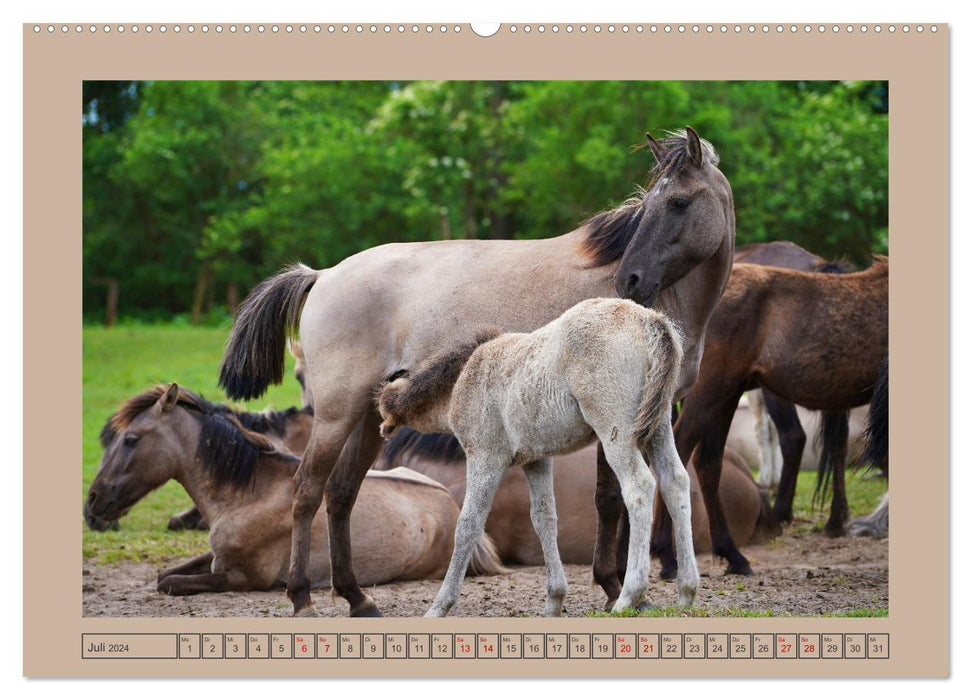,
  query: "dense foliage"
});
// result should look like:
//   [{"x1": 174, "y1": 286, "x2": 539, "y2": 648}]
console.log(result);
[{"x1": 83, "y1": 80, "x2": 888, "y2": 322}]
